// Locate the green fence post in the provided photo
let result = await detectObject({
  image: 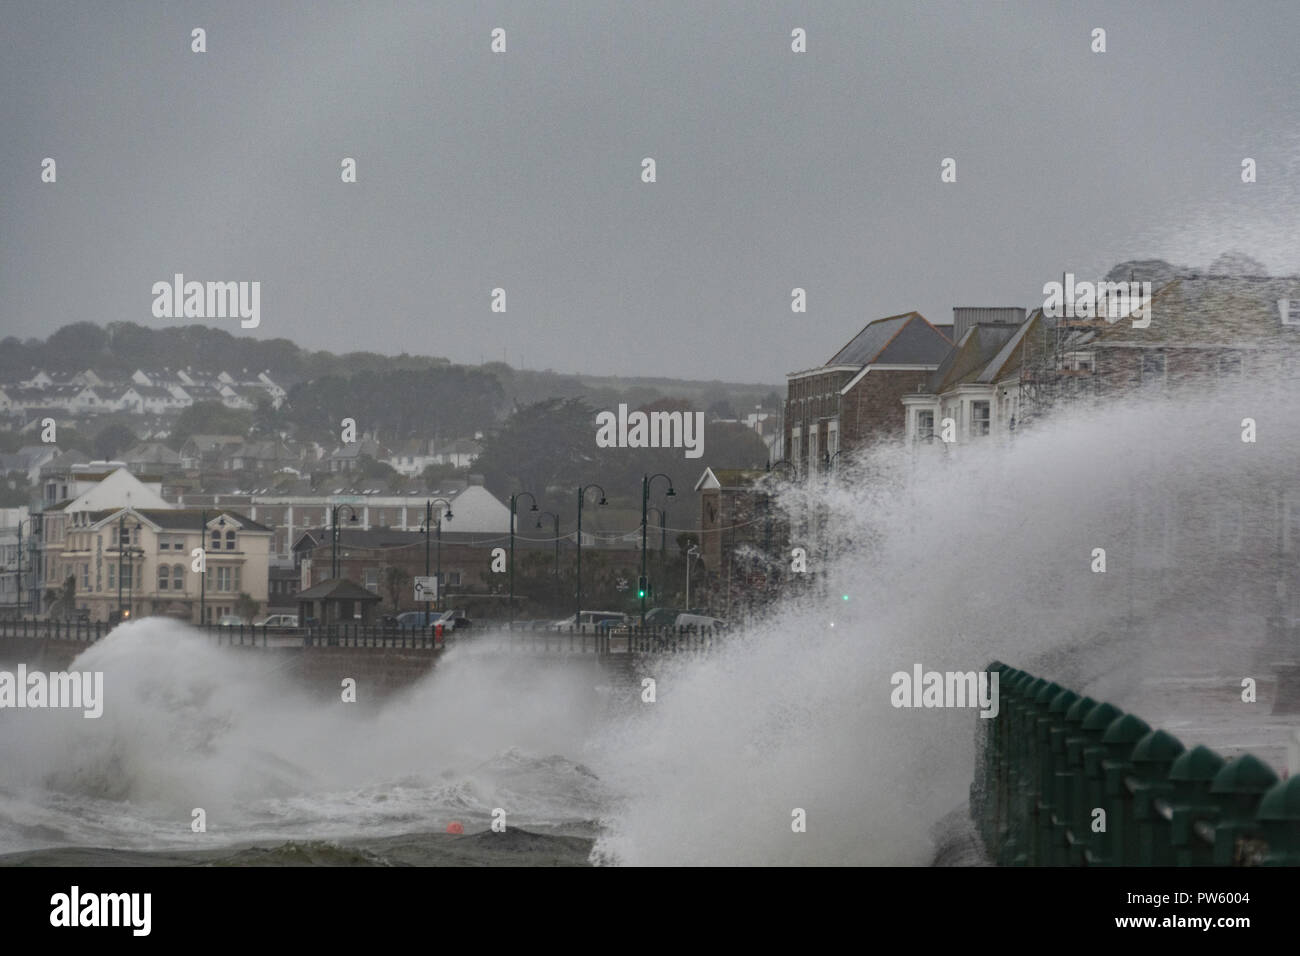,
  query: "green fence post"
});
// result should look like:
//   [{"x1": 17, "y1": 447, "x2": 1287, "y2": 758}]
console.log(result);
[
  {"x1": 1003, "y1": 673, "x2": 1045, "y2": 865},
  {"x1": 1256, "y1": 776, "x2": 1300, "y2": 866},
  {"x1": 1093, "y1": 712, "x2": 1151, "y2": 866},
  {"x1": 1078, "y1": 702, "x2": 1124, "y2": 866},
  {"x1": 1127, "y1": 729, "x2": 1185, "y2": 866},
  {"x1": 1060, "y1": 695, "x2": 1098, "y2": 865},
  {"x1": 1029, "y1": 681, "x2": 1064, "y2": 865},
  {"x1": 1042, "y1": 688, "x2": 1079, "y2": 866},
  {"x1": 972, "y1": 661, "x2": 1007, "y2": 847},
  {"x1": 1165, "y1": 745, "x2": 1227, "y2": 866},
  {"x1": 1208, "y1": 754, "x2": 1278, "y2": 866},
  {"x1": 994, "y1": 670, "x2": 1030, "y2": 863}
]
